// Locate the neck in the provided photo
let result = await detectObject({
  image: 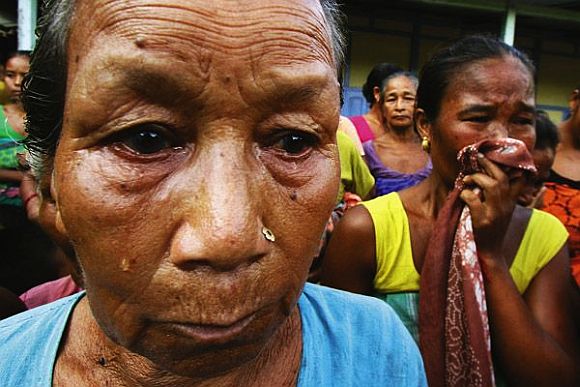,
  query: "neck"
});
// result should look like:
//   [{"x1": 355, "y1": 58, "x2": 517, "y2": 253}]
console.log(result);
[
  {"x1": 365, "y1": 105, "x2": 385, "y2": 128},
  {"x1": 64, "y1": 297, "x2": 302, "y2": 387},
  {"x1": 559, "y1": 120, "x2": 580, "y2": 150},
  {"x1": 3, "y1": 101, "x2": 24, "y2": 113},
  {"x1": 384, "y1": 125, "x2": 418, "y2": 142},
  {"x1": 418, "y1": 172, "x2": 453, "y2": 219}
]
